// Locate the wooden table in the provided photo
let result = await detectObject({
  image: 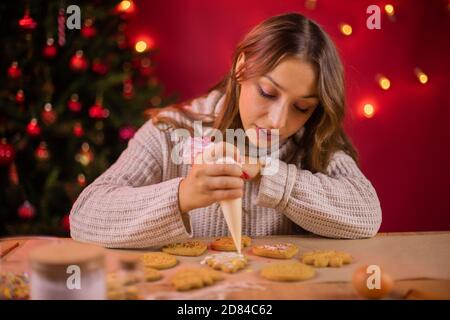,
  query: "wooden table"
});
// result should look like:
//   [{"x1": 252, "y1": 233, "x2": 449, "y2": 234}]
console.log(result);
[{"x1": 1, "y1": 232, "x2": 449, "y2": 300}]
